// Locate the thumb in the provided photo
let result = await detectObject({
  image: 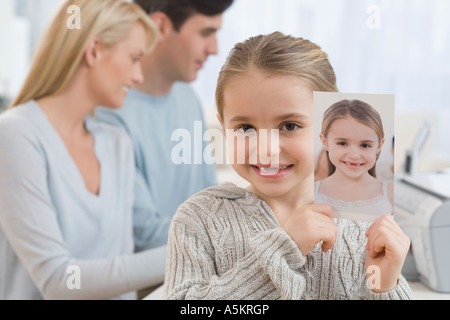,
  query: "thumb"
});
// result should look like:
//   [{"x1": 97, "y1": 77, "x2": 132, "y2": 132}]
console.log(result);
[{"x1": 321, "y1": 240, "x2": 334, "y2": 252}]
